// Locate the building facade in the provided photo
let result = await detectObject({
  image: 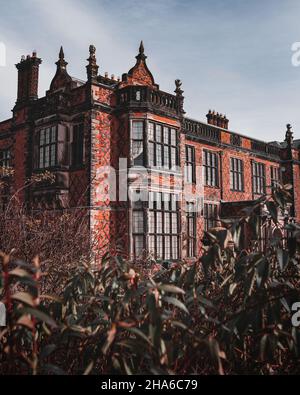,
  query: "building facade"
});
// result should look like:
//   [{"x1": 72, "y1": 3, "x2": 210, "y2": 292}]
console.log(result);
[{"x1": 0, "y1": 42, "x2": 299, "y2": 261}]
